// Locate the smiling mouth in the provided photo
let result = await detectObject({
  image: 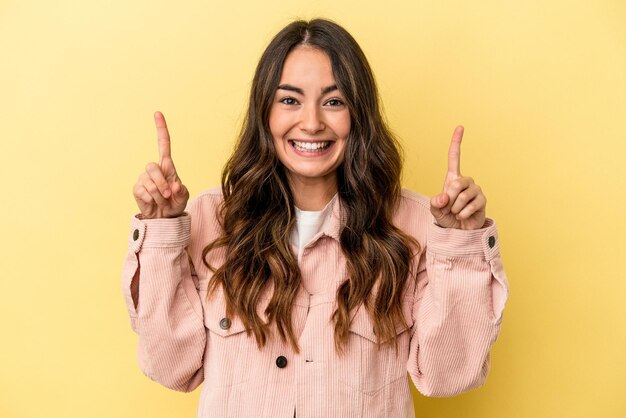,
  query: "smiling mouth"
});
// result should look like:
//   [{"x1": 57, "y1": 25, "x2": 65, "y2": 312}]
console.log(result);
[{"x1": 289, "y1": 140, "x2": 333, "y2": 152}]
